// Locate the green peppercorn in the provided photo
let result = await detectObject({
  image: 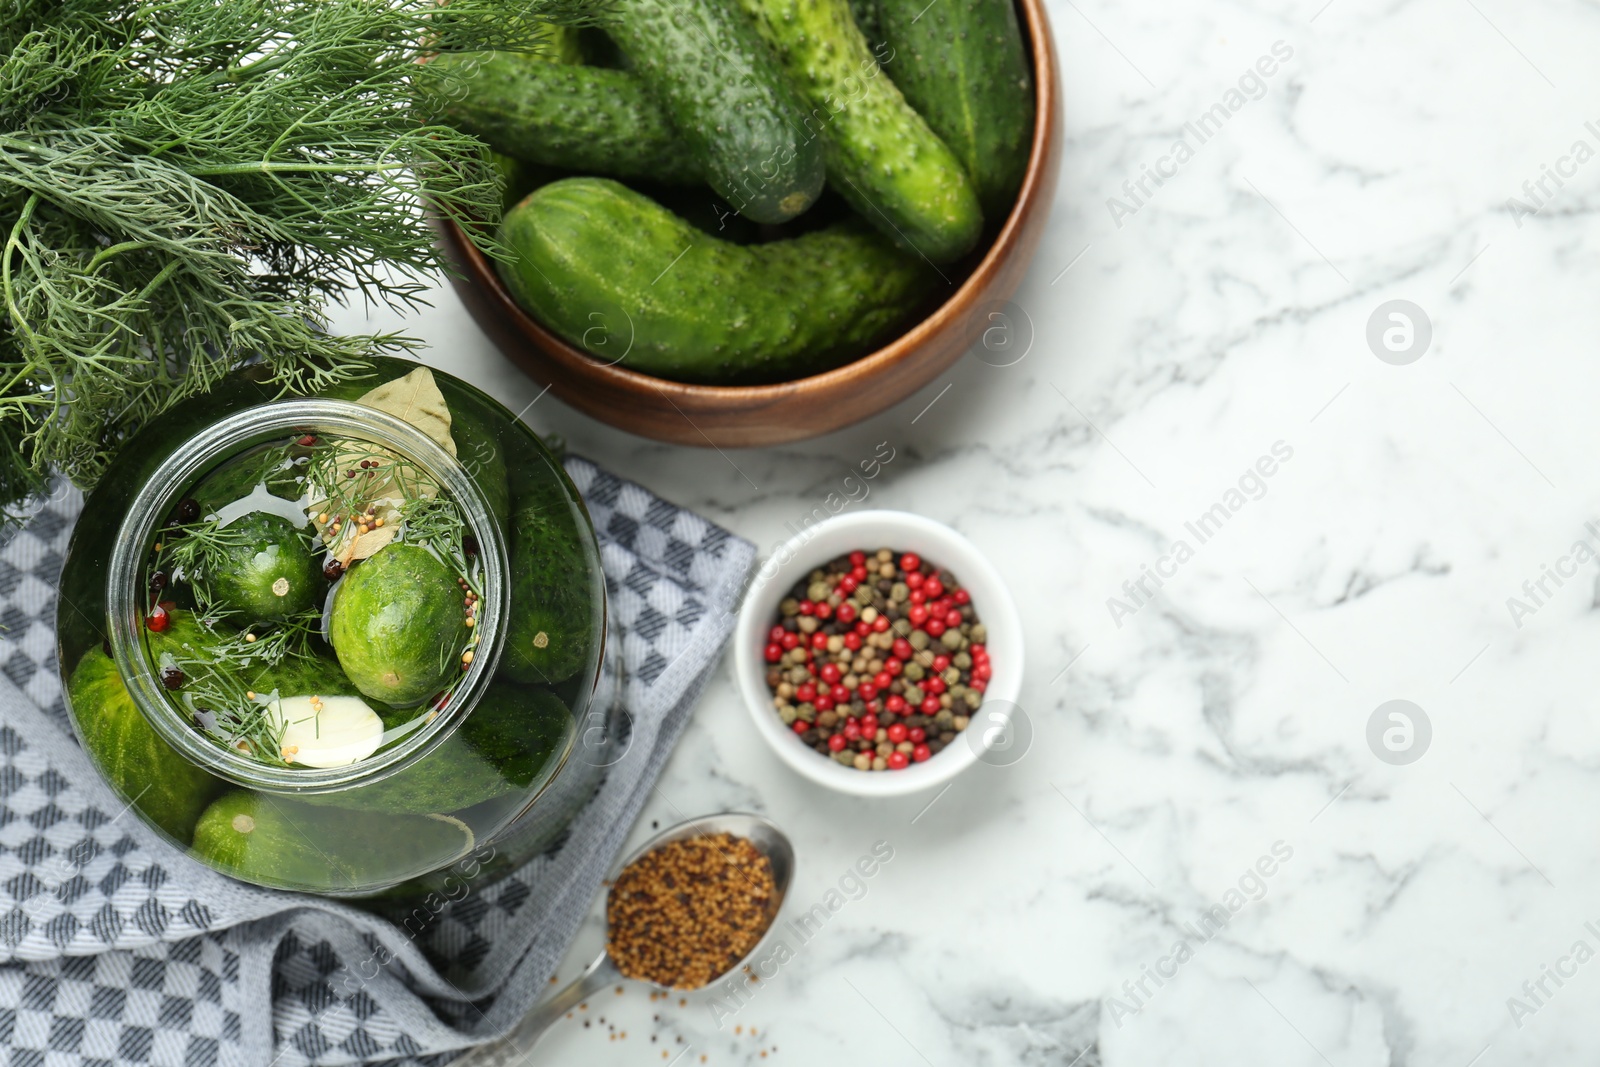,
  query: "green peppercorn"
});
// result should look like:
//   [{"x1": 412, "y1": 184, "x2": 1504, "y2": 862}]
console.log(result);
[
  {"x1": 954, "y1": 652, "x2": 972, "y2": 669},
  {"x1": 891, "y1": 582, "x2": 909, "y2": 601},
  {"x1": 970, "y1": 623, "x2": 988, "y2": 644},
  {"x1": 941, "y1": 629, "x2": 963, "y2": 650},
  {"x1": 903, "y1": 662, "x2": 925, "y2": 682},
  {"x1": 935, "y1": 709, "x2": 955, "y2": 728},
  {"x1": 909, "y1": 630, "x2": 930, "y2": 651},
  {"x1": 780, "y1": 598, "x2": 799, "y2": 616},
  {"x1": 796, "y1": 703, "x2": 816, "y2": 722},
  {"x1": 963, "y1": 690, "x2": 981, "y2": 709}
]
